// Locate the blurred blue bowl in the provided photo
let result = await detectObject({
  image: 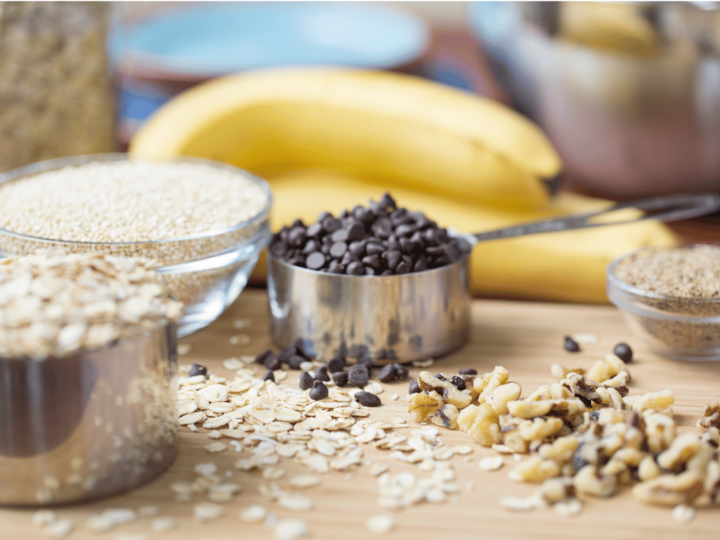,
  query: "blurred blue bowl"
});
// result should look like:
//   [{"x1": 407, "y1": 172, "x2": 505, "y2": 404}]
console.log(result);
[
  {"x1": 112, "y1": 2, "x2": 429, "y2": 142},
  {"x1": 112, "y1": 2, "x2": 430, "y2": 78}
]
